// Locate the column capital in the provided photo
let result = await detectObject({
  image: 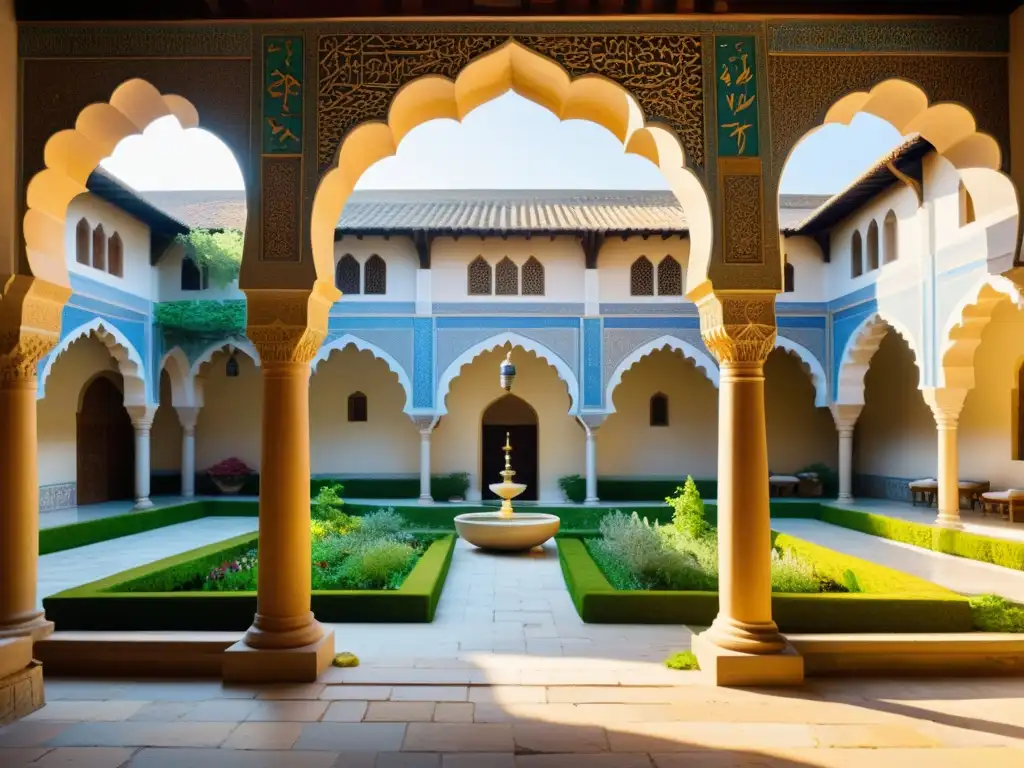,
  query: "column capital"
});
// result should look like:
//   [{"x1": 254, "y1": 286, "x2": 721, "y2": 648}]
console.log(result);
[
  {"x1": 694, "y1": 291, "x2": 777, "y2": 366},
  {"x1": 244, "y1": 281, "x2": 340, "y2": 366},
  {"x1": 176, "y1": 406, "x2": 200, "y2": 433},
  {"x1": 126, "y1": 404, "x2": 157, "y2": 429},
  {"x1": 410, "y1": 414, "x2": 438, "y2": 434},
  {"x1": 922, "y1": 387, "x2": 968, "y2": 426},
  {"x1": 0, "y1": 276, "x2": 71, "y2": 386},
  {"x1": 829, "y1": 403, "x2": 862, "y2": 432},
  {"x1": 577, "y1": 413, "x2": 606, "y2": 433}
]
